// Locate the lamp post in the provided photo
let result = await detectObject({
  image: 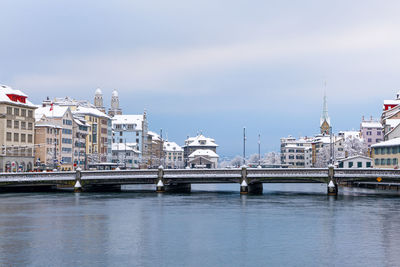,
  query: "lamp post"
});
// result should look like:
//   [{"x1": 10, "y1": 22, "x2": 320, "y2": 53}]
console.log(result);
[
  {"x1": 123, "y1": 125, "x2": 127, "y2": 169},
  {"x1": 258, "y1": 133, "x2": 261, "y2": 167},
  {"x1": 243, "y1": 127, "x2": 246, "y2": 166}
]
